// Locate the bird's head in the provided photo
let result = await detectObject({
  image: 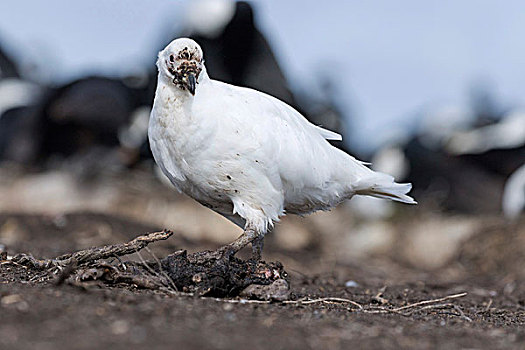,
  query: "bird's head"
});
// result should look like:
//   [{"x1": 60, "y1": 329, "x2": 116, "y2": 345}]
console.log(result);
[{"x1": 157, "y1": 38, "x2": 204, "y2": 96}]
